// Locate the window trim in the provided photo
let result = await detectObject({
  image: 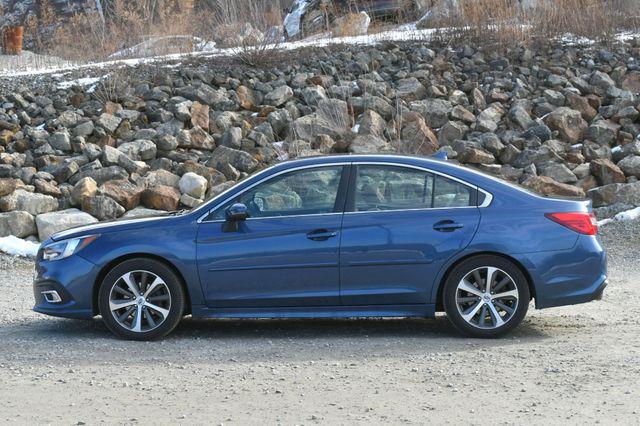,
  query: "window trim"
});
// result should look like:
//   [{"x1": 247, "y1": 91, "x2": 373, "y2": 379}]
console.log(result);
[
  {"x1": 197, "y1": 161, "x2": 493, "y2": 224},
  {"x1": 198, "y1": 163, "x2": 349, "y2": 223}
]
